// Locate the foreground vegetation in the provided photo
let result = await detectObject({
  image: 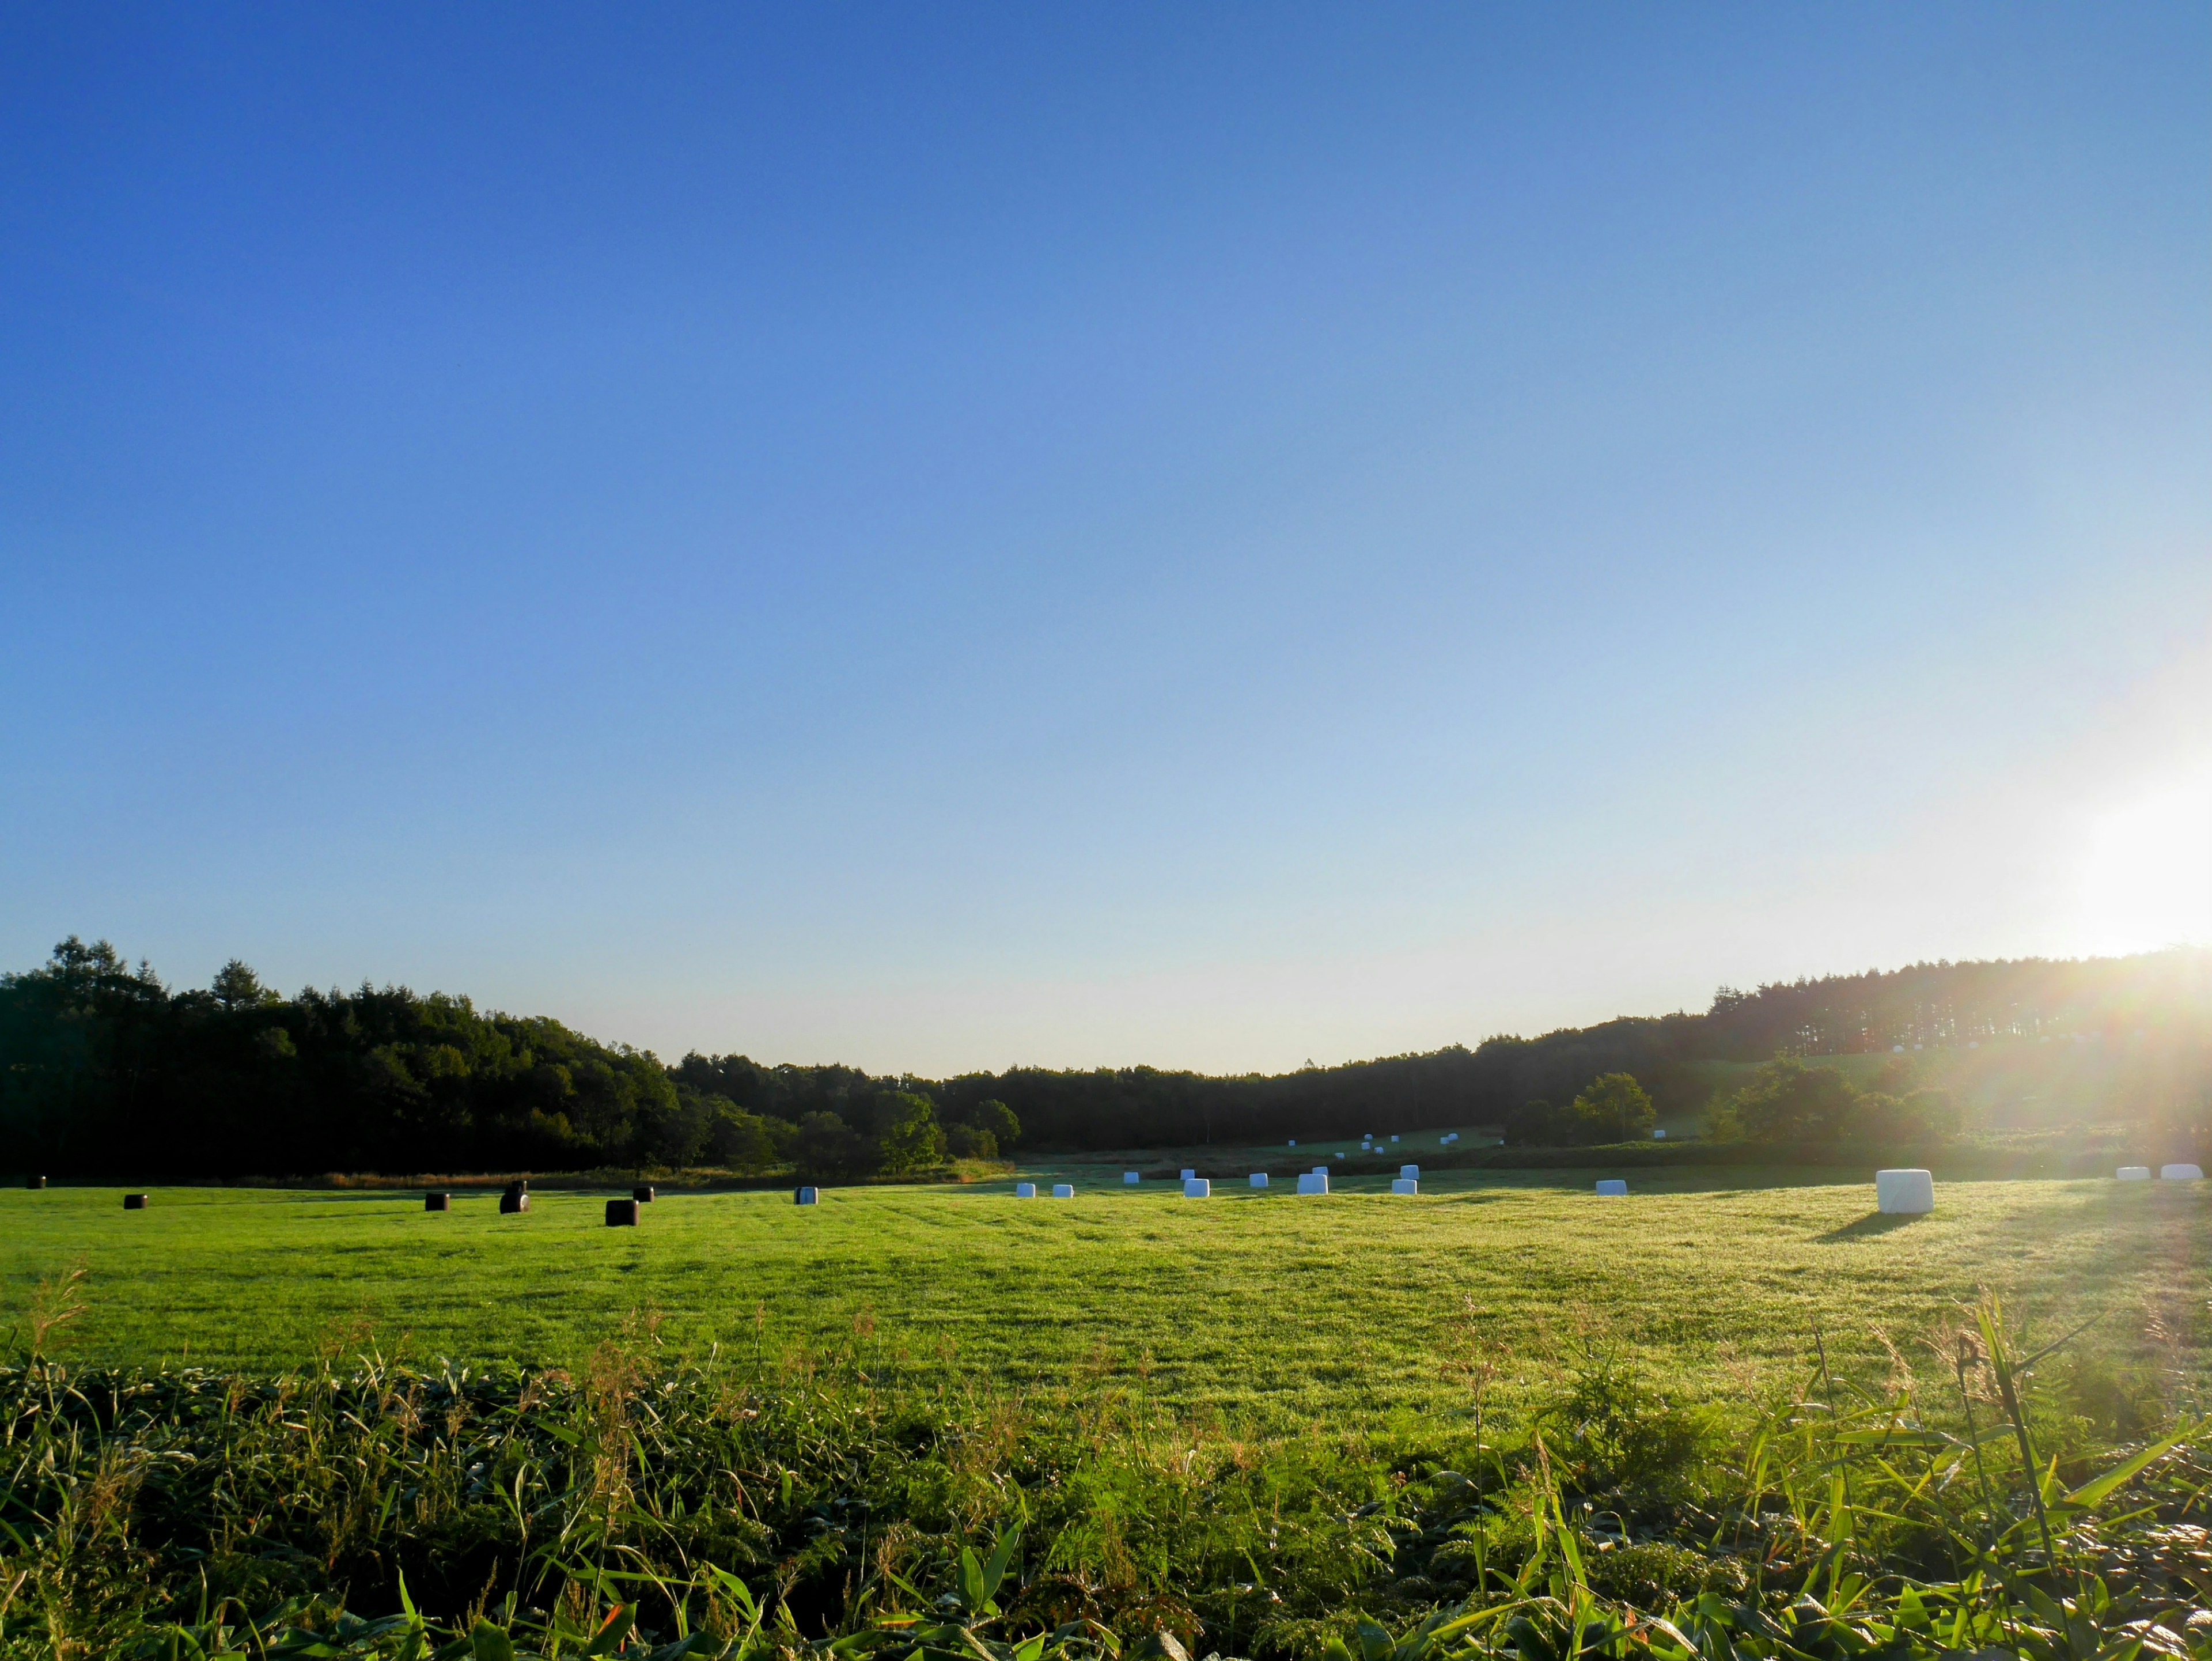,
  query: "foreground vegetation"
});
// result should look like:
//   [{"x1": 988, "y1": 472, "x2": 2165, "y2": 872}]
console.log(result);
[{"x1": 2, "y1": 1273, "x2": 2206, "y2": 1659}]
